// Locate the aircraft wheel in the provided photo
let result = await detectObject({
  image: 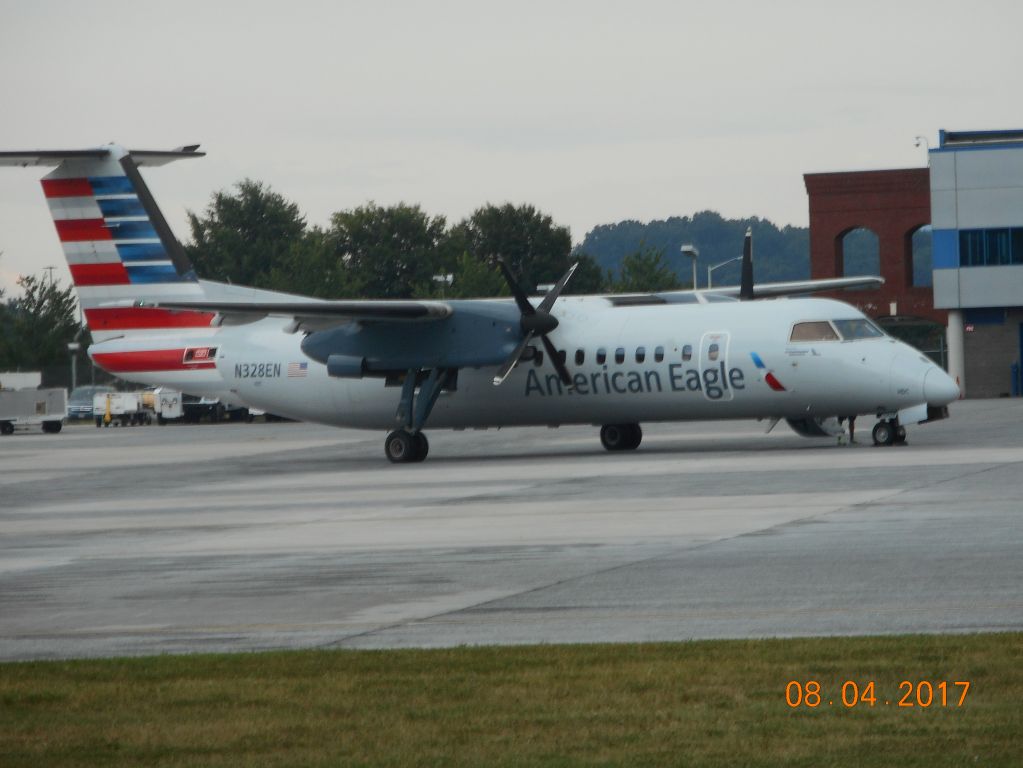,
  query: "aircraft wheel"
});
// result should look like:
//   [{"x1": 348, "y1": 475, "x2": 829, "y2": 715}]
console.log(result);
[
  {"x1": 872, "y1": 420, "x2": 896, "y2": 447},
  {"x1": 414, "y1": 432, "x2": 429, "y2": 462},
  {"x1": 385, "y1": 430, "x2": 419, "y2": 463},
  {"x1": 601, "y1": 423, "x2": 642, "y2": 451},
  {"x1": 894, "y1": 425, "x2": 907, "y2": 445}
]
